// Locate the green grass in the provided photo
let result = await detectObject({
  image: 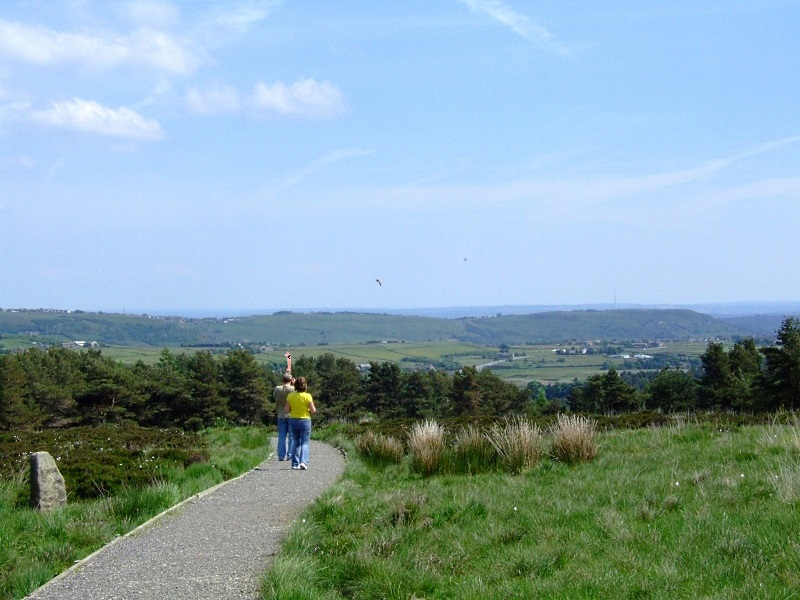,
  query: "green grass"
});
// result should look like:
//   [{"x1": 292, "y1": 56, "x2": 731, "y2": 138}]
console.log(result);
[
  {"x1": 263, "y1": 420, "x2": 800, "y2": 599},
  {"x1": 0, "y1": 425, "x2": 270, "y2": 600}
]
